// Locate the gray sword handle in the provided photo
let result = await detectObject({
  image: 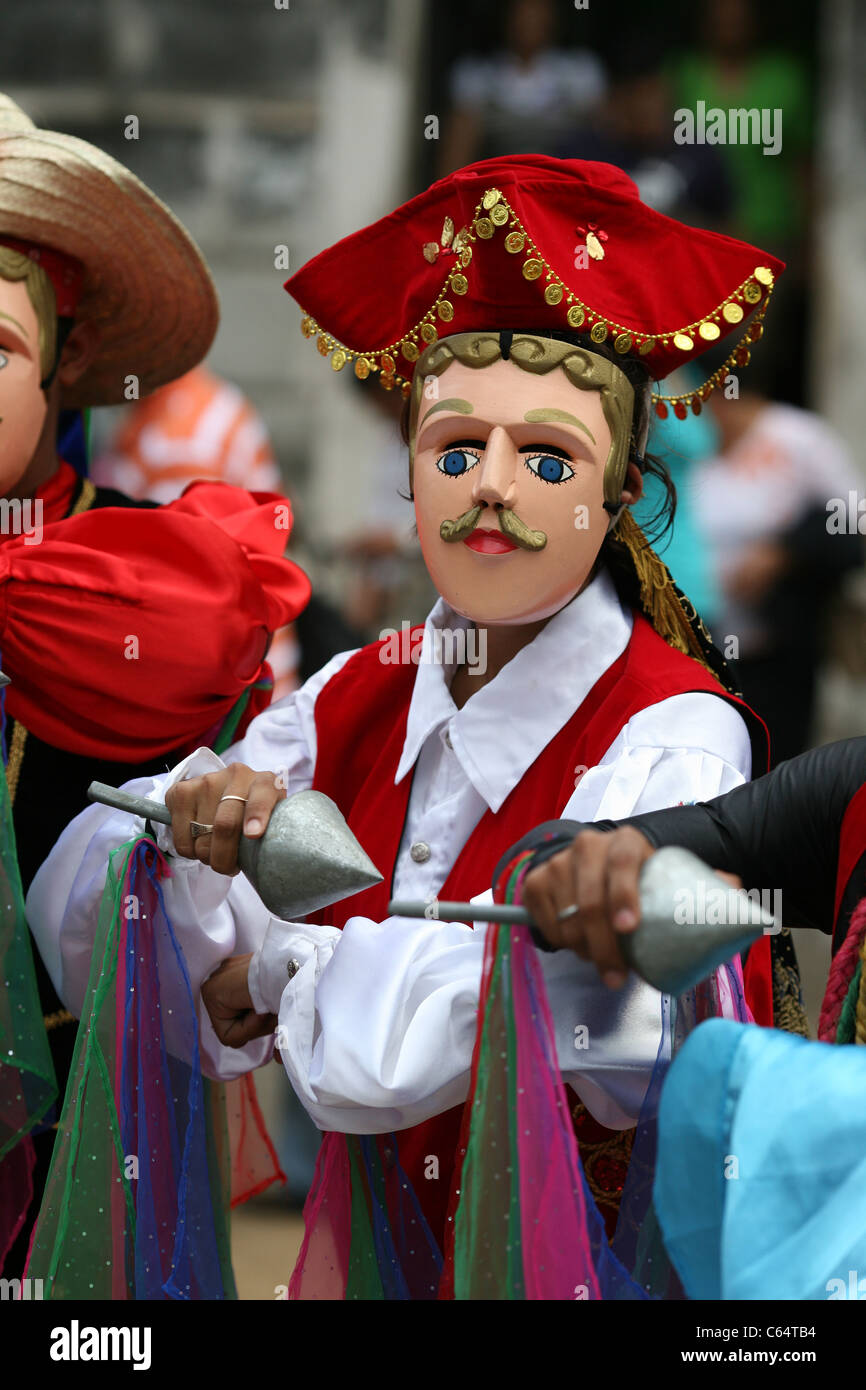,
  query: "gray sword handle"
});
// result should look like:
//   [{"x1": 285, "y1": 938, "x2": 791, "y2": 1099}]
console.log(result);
[
  {"x1": 88, "y1": 781, "x2": 173, "y2": 826},
  {"x1": 388, "y1": 899, "x2": 532, "y2": 924}
]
